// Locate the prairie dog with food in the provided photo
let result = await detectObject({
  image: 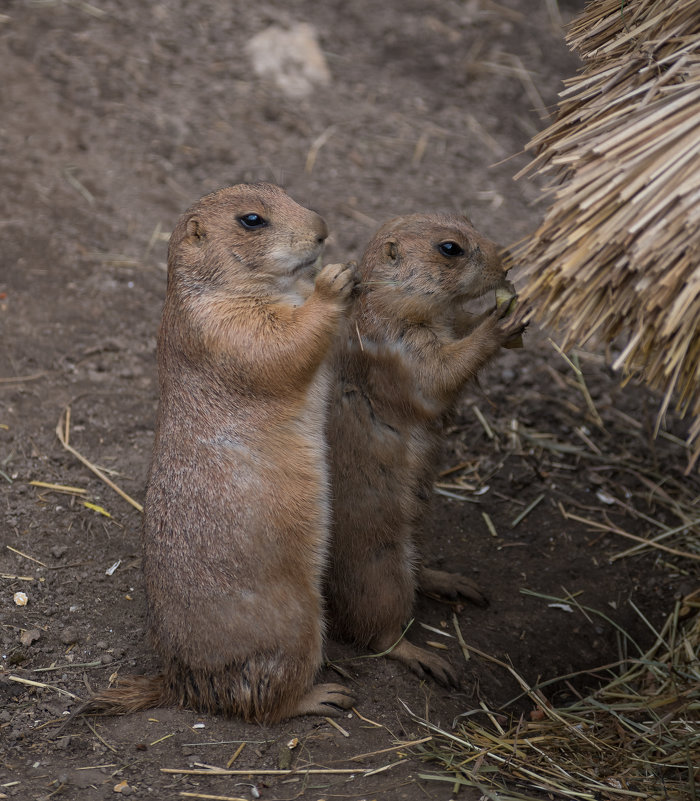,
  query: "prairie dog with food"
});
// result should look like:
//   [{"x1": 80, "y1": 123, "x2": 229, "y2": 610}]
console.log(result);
[{"x1": 326, "y1": 212, "x2": 522, "y2": 685}]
